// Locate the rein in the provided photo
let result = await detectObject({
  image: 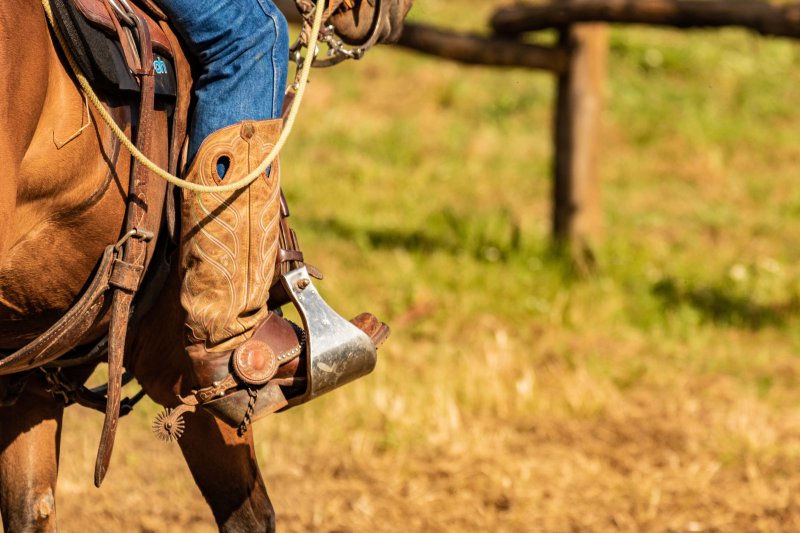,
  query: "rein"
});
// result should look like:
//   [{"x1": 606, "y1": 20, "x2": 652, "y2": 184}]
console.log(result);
[{"x1": 40, "y1": 0, "x2": 326, "y2": 194}]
